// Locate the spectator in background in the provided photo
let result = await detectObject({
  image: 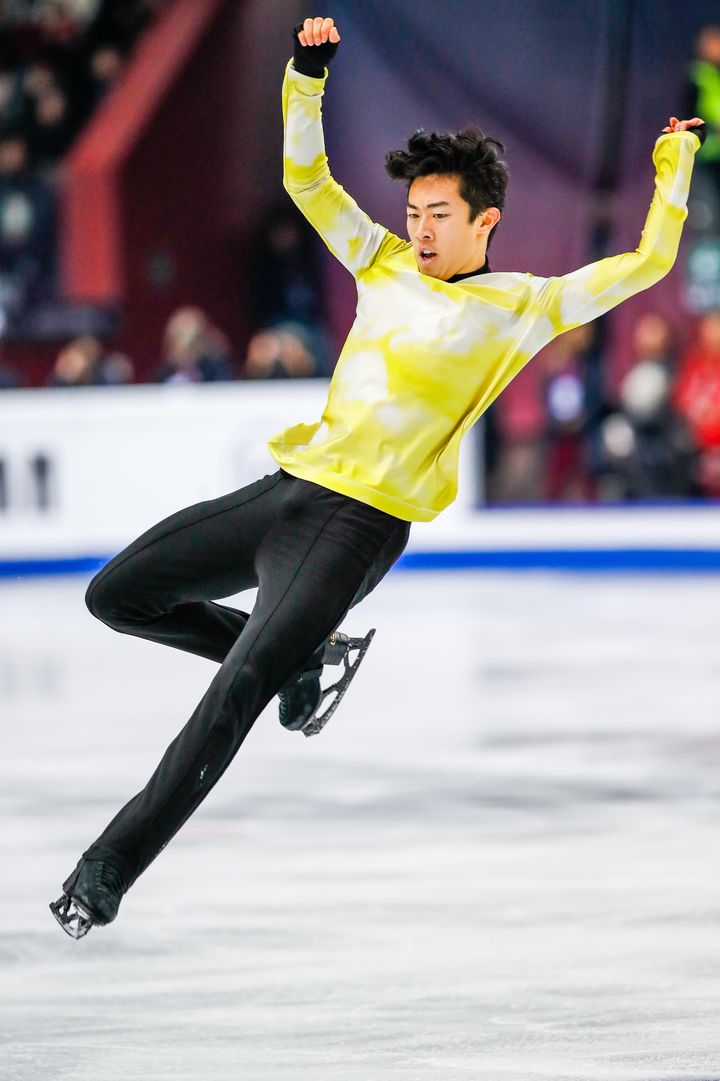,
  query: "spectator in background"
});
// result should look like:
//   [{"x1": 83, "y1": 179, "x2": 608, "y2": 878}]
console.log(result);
[
  {"x1": 85, "y1": 0, "x2": 159, "y2": 57},
  {"x1": 27, "y1": 80, "x2": 75, "y2": 166},
  {"x1": 0, "y1": 57, "x2": 33, "y2": 130},
  {"x1": 47, "y1": 334, "x2": 102, "y2": 386},
  {"x1": 38, "y1": 0, "x2": 89, "y2": 120},
  {"x1": 97, "y1": 350, "x2": 135, "y2": 385},
  {"x1": 0, "y1": 355, "x2": 19, "y2": 387},
  {"x1": 541, "y1": 322, "x2": 604, "y2": 502},
  {"x1": 630, "y1": 311, "x2": 677, "y2": 373},
  {"x1": 0, "y1": 66, "x2": 16, "y2": 127},
  {"x1": 673, "y1": 310, "x2": 720, "y2": 495},
  {"x1": 87, "y1": 43, "x2": 124, "y2": 107},
  {"x1": 253, "y1": 204, "x2": 324, "y2": 330},
  {"x1": 19, "y1": 63, "x2": 62, "y2": 136},
  {"x1": 85, "y1": 0, "x2": 162, "y2": 108},
  {"x1": 46, "y1": 334, "x2": 135, "y2": 387},
  {"x1": 0, "y1": 0, "x2": 162, "y2": 336},
  {"x1": 0, "y1": 129, "x2": 55, "y2": 317},
  {"x1": 156, "y1": 306, "x2": 235, "y2": 384},
  {"x1": 243, "y1": 322, "x2": 322, "y2": 380},
  {"x1": 601, "y1": 355, "x2": 696, "y2": 500},
  {"x1": 685, "y1": 25, "x2": 720, "y2": 230},
  {"x1": 480, "y1": 403, "x2": 501, "y2": 503}
]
